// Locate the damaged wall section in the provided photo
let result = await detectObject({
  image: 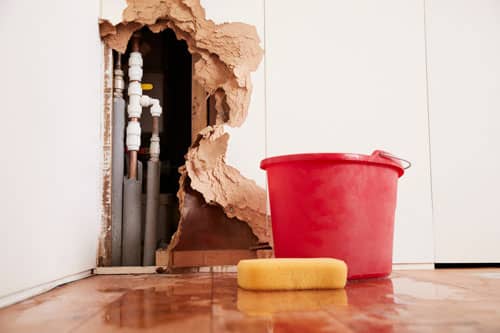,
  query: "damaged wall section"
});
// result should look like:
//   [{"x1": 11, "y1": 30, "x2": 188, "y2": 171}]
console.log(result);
[{"x1": 99, "y1": 0, "x2": 271, "y2": 267}]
